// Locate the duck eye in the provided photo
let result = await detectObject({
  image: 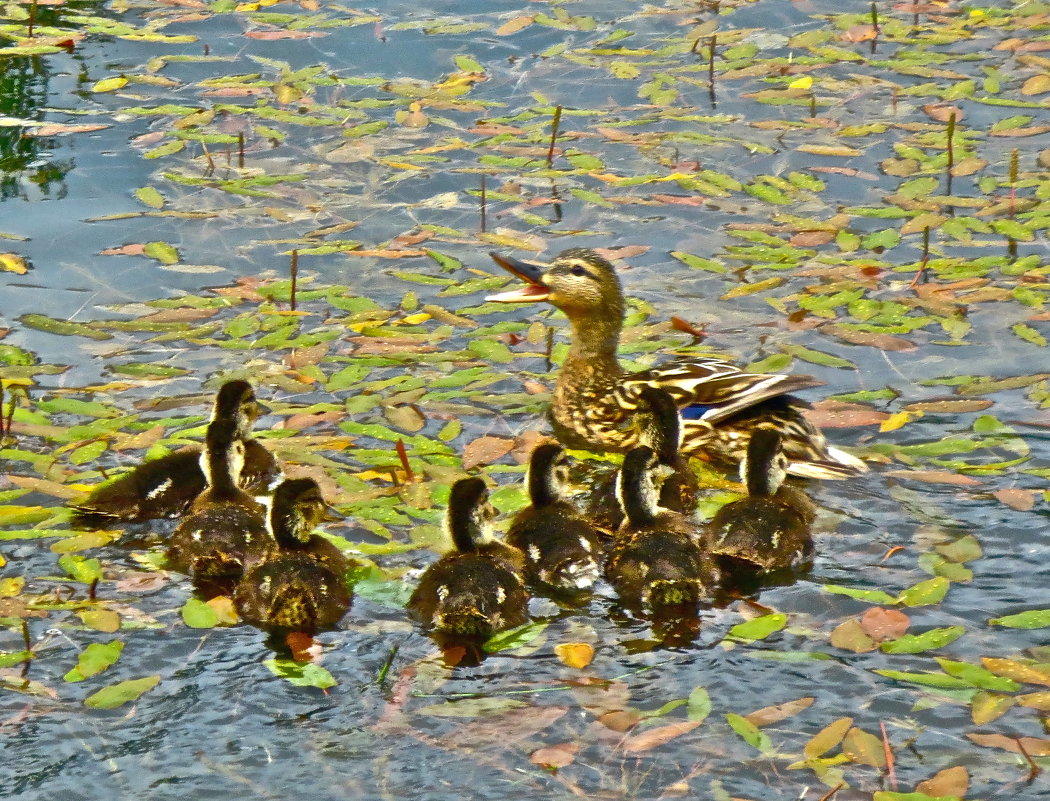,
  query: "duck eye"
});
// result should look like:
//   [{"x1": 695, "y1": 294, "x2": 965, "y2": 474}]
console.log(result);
[{"x1": 570, "y1": 265, "x2": 587, "y2": 277}]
